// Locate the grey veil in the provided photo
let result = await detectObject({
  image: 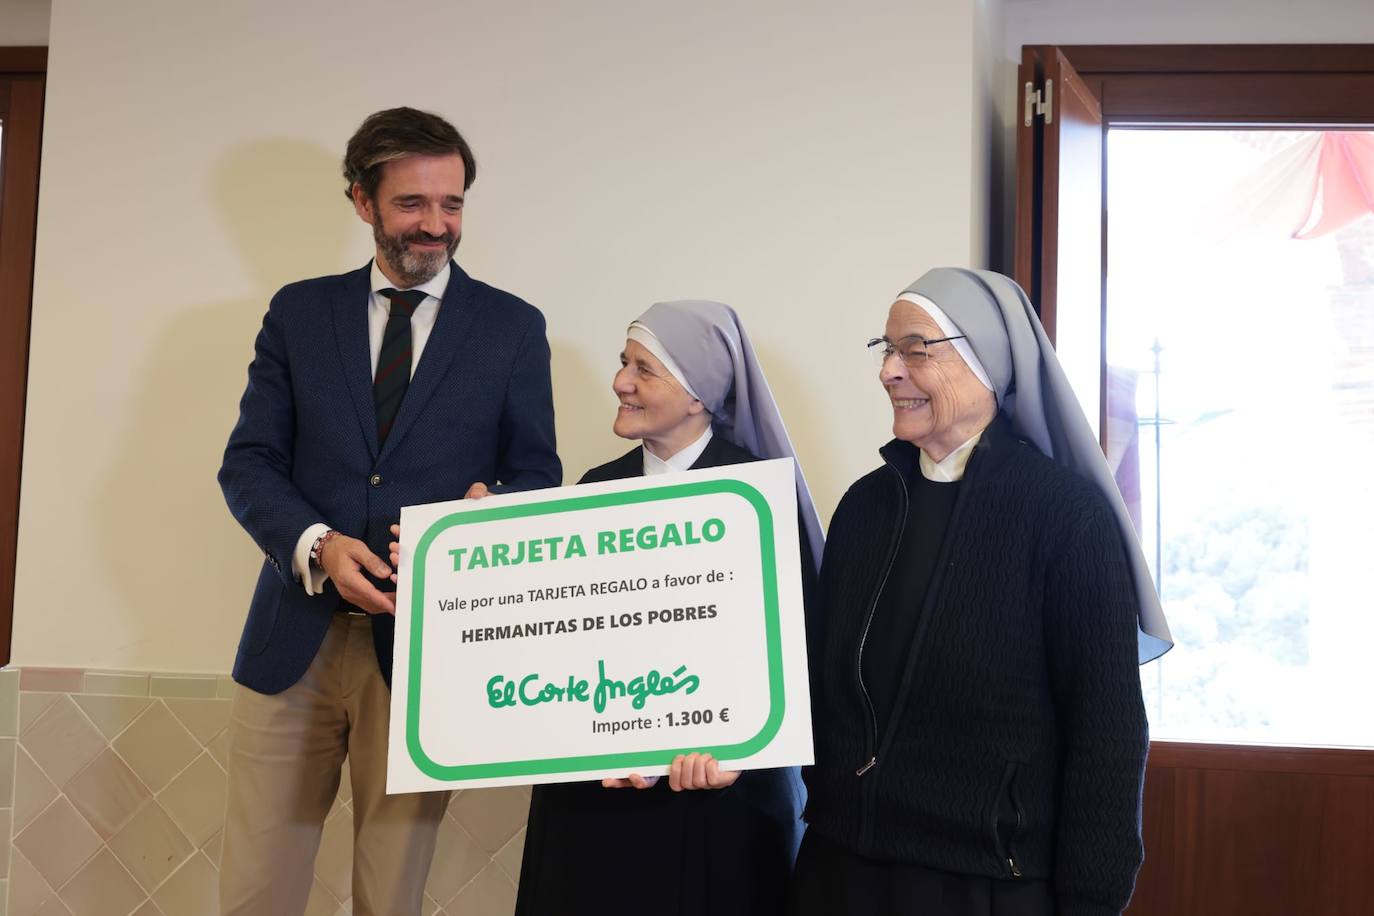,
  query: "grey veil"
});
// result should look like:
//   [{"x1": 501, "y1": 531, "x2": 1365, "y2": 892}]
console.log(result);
[
  {"x1": 902, "y1": 269, "x2": 1173, "y2": 663},
  {"x1": 633, "y1": 301, "x2": 825, "y2": 573}
]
